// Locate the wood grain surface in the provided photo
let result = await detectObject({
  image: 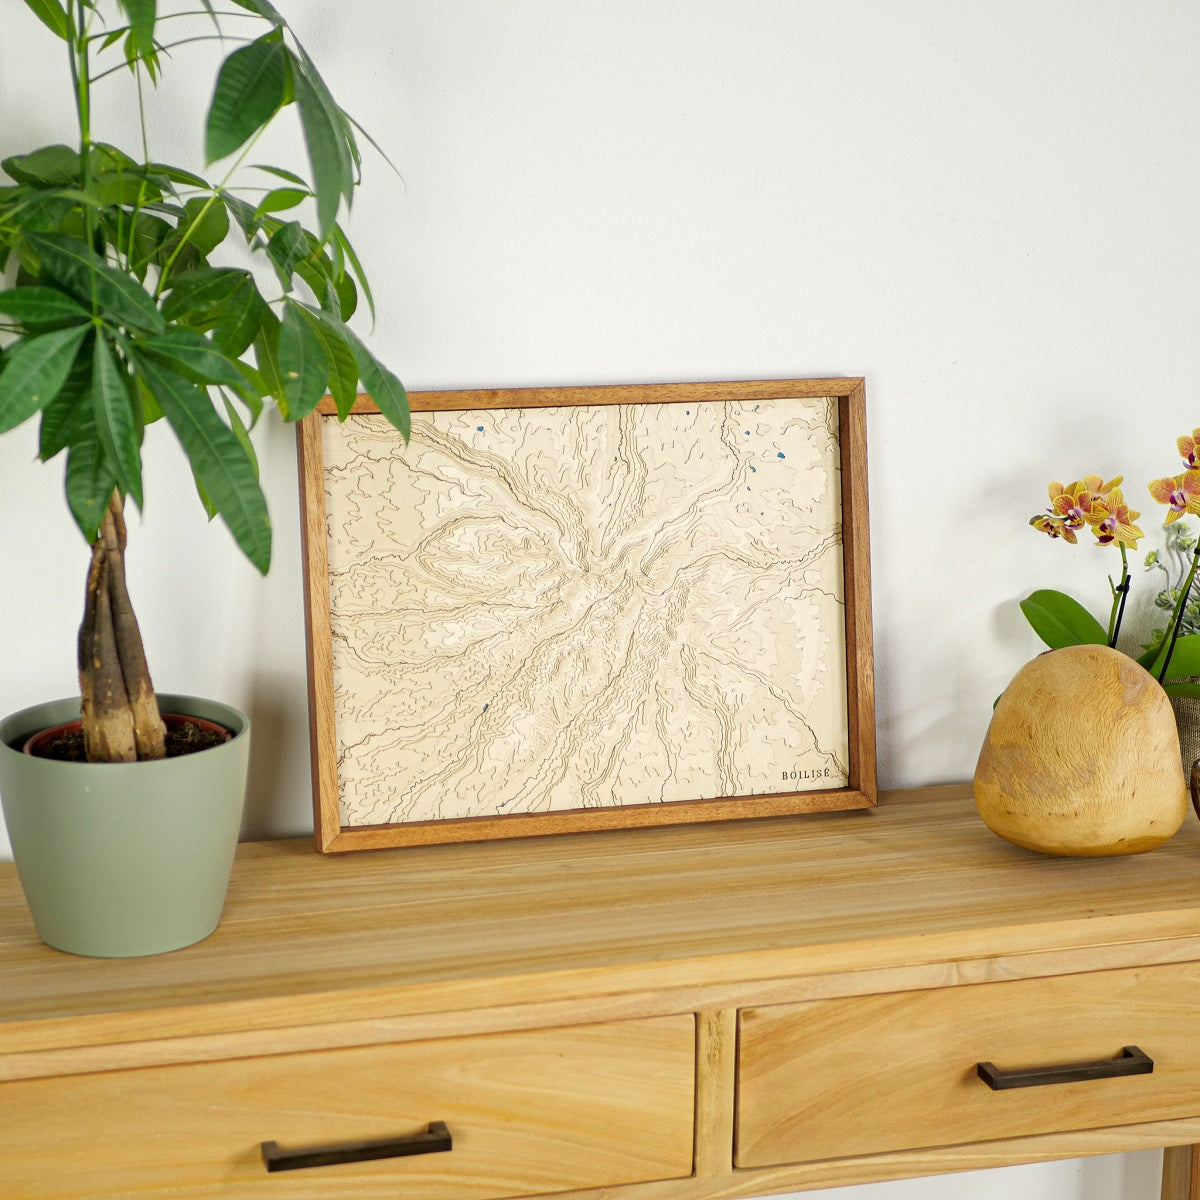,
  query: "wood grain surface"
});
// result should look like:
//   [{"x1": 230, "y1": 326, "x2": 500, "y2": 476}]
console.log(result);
[
  {"x1": 5, "y1": 785, "x2": 1200, "y2": 1052},
  {"x1": 3, "y1": 1016, "x2": 694, "y2": 1200}
]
